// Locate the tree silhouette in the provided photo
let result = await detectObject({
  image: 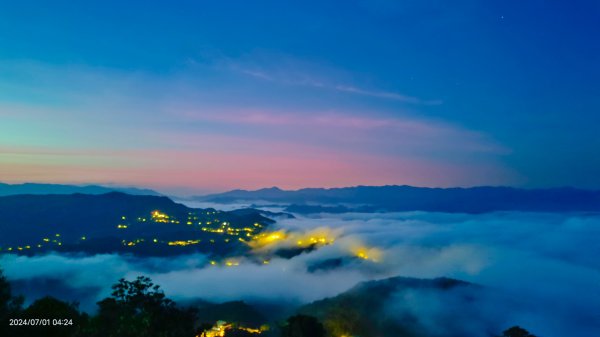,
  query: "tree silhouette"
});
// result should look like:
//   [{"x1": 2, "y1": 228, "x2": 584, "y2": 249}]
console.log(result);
[
  {"x1": 19, "y1": 296, "x2": 86, "y2": 337},
  {"x1": 224, "y1": 328, "x2": 256, "y2": 336},
  {"x1": 322, "y1": 304, "x2": 364, "y2": 337},
  {"x1": 281, "y1": 314, "x2": 325, "y2": 337},
  {"x1": 0, "y1": 268, "x2": 23, "y2": 337},
  {"x1": 502, "y1": 326, "x2": 538, "y2": 337},
  {"x1": 197, "y1": 322, "x2": 214, "y2": 337},
  {"x1": 90, "y1": 276, "x2": 196, "y2": 337}
]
